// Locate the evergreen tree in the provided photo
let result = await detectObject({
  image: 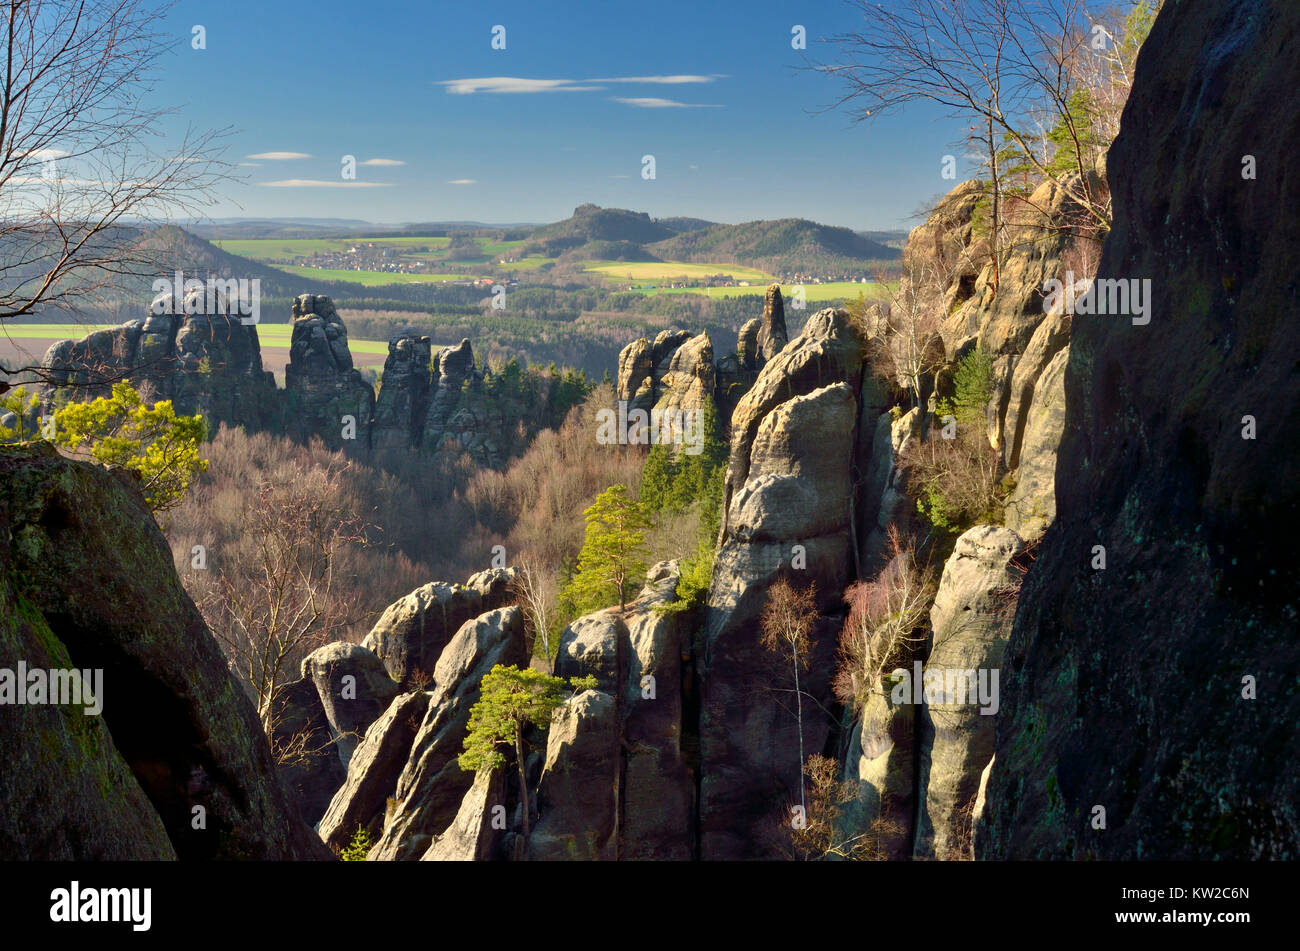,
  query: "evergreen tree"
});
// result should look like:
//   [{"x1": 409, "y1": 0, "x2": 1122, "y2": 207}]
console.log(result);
[
  {"x1": 458, "y1": 664, "x2": 595, "y2": 837},
  {"x1": 562, "y1": 484, "x2": 654, "y2": 613}
]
